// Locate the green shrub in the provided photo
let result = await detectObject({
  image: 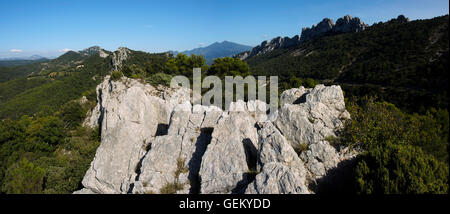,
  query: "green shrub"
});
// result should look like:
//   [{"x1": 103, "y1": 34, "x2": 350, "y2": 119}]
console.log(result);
[
  {"x1": 82, "y1": 89, "x2": 97, "y2": 102},
  {"x1": 289, "y1": 76, "x2": 303, "y2": 88},
  {"x1": 59, "y1": 101, "x2": 86, "y2": 129},
  {"x1": 303, "y1": 78, "x2": 318, "y2": 88},
  {"x1": 339, "y1": 97, "x2": 449, "y2": 162},
  {"x1": 165, "y1": 53, "x2": 208, "y2": 76},
  {"x1": 2, "y1": 158, "x2": 45, "y2": 194},
  {"x1": 207, "y1": 57, "x2": 250, "y2": 77},
  {"x1": 0, "y1": 107, "x2": 100, "y2": 194},
  {"x1": 159, "y1": 182, "x2": 184, "y2": 194},
  {"x1": 294, "y1": 143, "x2": 309, "y2": 155},
  {"x1": 355, "y1": 144, "x2": 448, "y2": 194},
  {"x1": 110, "y1": 70, "x2": 123, "y2": 81},
  {"x1": 174, "y1": 157, "x2": 188, "y2": 179},
  {"x1": 146, "y1": 73, "x2": 173, "y2": 86},
  {"x1": 27, "y1": 116, "x2": 65, "y2": 151},
  {"x1": 334, "y1": 97, "x2": 449, "y2": 194}
]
